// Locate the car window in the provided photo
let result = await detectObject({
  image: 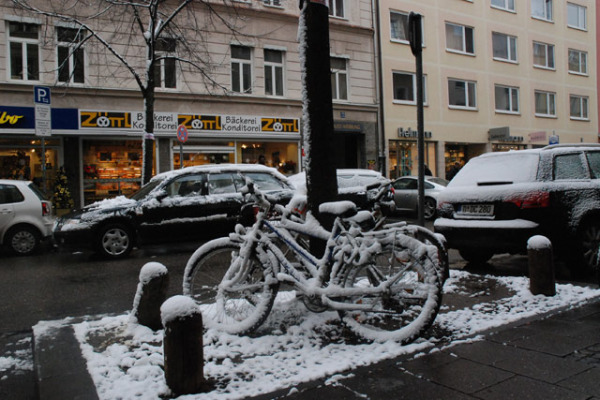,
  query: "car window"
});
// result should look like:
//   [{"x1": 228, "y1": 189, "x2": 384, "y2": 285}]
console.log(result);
[
  {"x1": 427, "y1": 177, "x2": 449, "y2": 187},
  {"x1": 208, "y1": 173, "x2": 236, "y2": 194},
  {"x1": 393, "y1": 179, "x2": 417, "y2": 190},
  {"x1": 28, "y1": 183, "x2": 48, "y2": 201},
  {"x1": 337, "y1": 175, "x2": 357, "y2": 188},
  {"x1": 425, "y1": 182, "x2": 434, "y2": 189},
  {"x1": 164, "y1": 174, "x2": 206, "y2": 197},
  {"x1": 131, "y1": 179, "x2": 163, "y2": 200},
  {"x1": 243, "y1": 173, "x2": 287, "y2": 191},
  {"x1": 0, "y1": 184, "x2": 25, "y2": 204},
  {"x1": 554, "y1": 154, "x2": 587, "y2": 180},
  {"x1": 586, "y1": 152, "x2": 600, "y2": 179}
]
